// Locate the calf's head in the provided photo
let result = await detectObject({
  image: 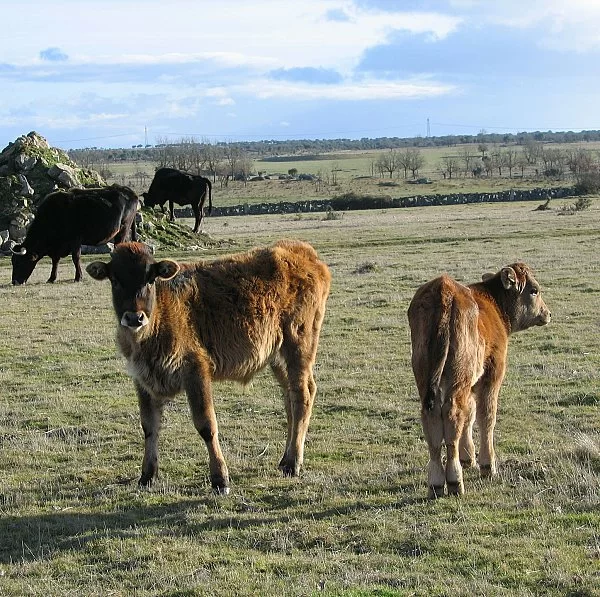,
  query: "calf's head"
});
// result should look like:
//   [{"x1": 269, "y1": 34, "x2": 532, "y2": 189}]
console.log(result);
[
  {"x1": 86, "y1": 242, "x2": 179, "y2": 331},
  {"x1": 11, "y1": 245, "x2": 40, "y2": 285},
  {"x1": 486, "y1": 262, "x2": 551, "y2": 332}
]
